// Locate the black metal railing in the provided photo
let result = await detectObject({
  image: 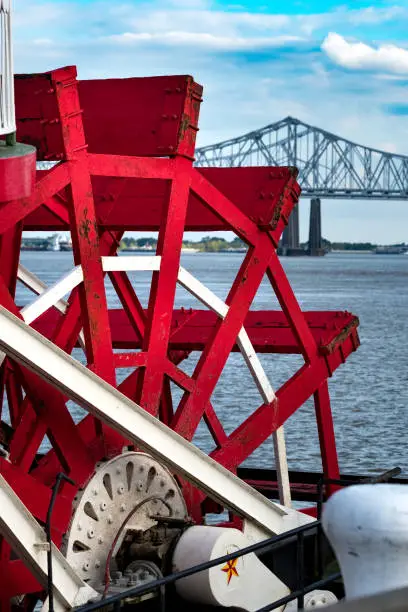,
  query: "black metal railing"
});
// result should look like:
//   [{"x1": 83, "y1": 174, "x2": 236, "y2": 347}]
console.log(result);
[
  {"x1": 69, "y1": 466, "x2": 400, "y2": 611},
  {"x1": 75, "y1": 520, "x2": 340, "y2": 612},
  {"x1": 316, "y1": 467, "x2": 401, "y2": 519}
]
